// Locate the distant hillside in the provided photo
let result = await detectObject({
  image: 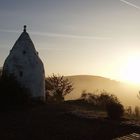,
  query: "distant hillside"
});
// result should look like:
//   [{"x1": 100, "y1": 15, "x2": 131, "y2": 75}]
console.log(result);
[{"x1": 65, "y1": 75, "x2": 140, "y2": 108}]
